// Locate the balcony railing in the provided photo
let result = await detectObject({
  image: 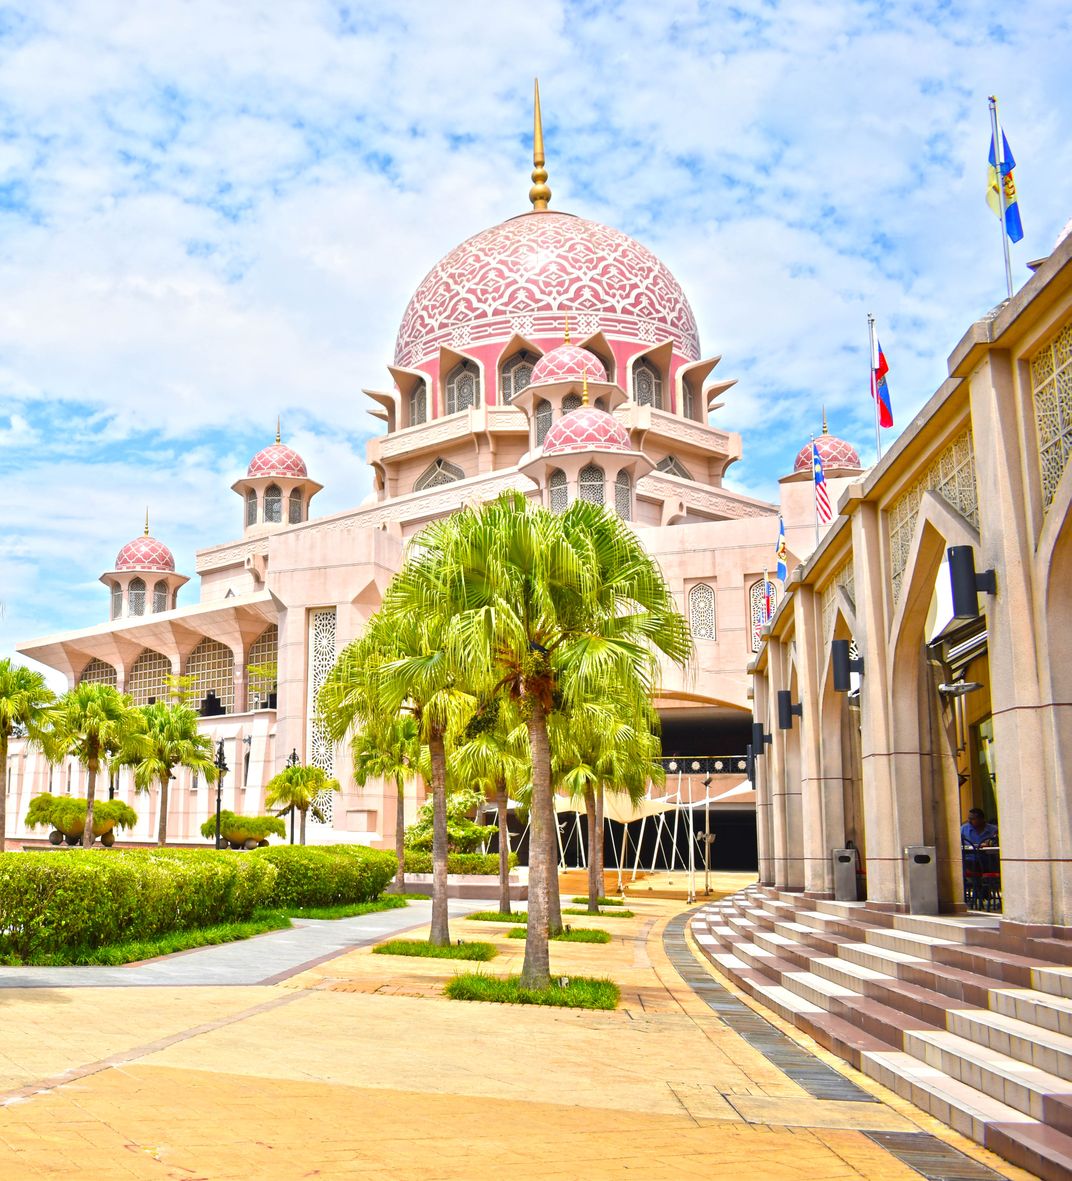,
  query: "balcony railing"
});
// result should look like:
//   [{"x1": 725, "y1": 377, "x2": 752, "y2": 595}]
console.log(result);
[{"x1": 660, "y1": 755, "x2": 748, "y2": 777}]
